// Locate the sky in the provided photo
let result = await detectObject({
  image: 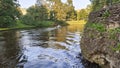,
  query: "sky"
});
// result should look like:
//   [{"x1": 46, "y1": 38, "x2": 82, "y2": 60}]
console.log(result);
[{"x1": 18, "y1": 0, "x2": 91, "y2": 10}]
